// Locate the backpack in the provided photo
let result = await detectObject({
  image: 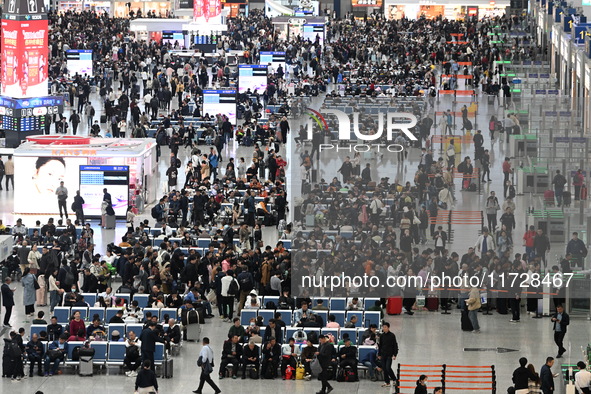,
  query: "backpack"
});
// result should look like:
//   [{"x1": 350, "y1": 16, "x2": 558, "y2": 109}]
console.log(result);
[
  {"x1": 151, "y1": 205, "x2": 160, "y2": 219},
  {"x1": 64, "y1": 267, "x2": 75, "y2": 288},
  {"x1": 467, "y1": 183, "x2": 477, "y2": 191},
  {"x1": 265, "y1": 301, "x2": 276, "y2": 310},
  {"x1": 277, "y1": 219, "x2": 287, "y2": 233},
  {"x1": 227, "y1": 279, "x2": 239, "y2": 296},
  {"x1": 71, "y1": 346, "x2": 81, "y2": 361},
  {"x1": 239, "y1": 274, "x2": 254, "y2": 293},
  {"x1": 307, "y1": 330, "x2": 319, "y2": 344},
  {"x1": 8, "y1": 341, "x2": 21, "y2": 358}
]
